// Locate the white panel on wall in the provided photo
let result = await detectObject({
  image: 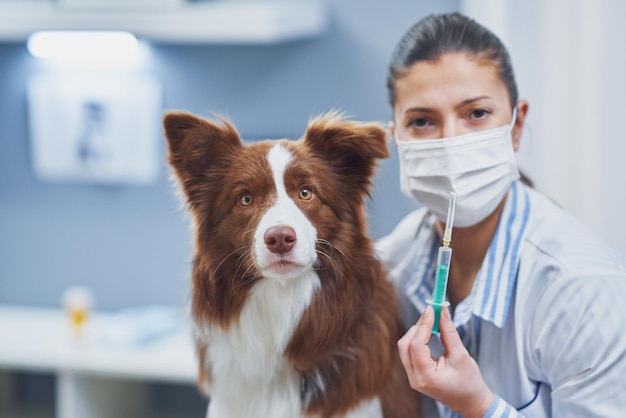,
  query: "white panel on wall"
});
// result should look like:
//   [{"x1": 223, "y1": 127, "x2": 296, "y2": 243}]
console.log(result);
[{"x1": 27, "y1": 72, "x2": 162, "y2": 185}]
